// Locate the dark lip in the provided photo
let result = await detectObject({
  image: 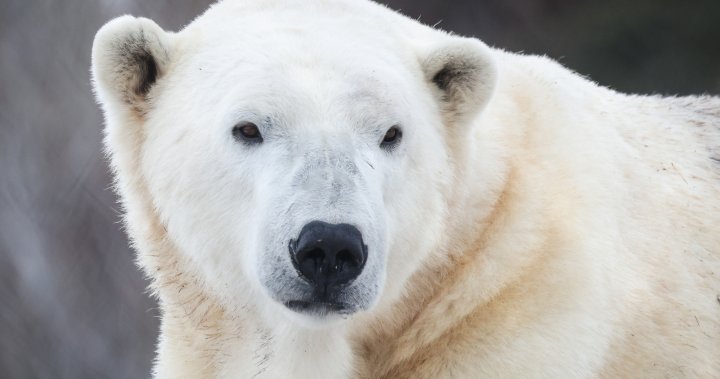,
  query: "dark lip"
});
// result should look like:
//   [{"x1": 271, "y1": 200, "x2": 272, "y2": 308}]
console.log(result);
[{"x1": 284, "y1": 300, "x2": 352, "y2": 315}]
